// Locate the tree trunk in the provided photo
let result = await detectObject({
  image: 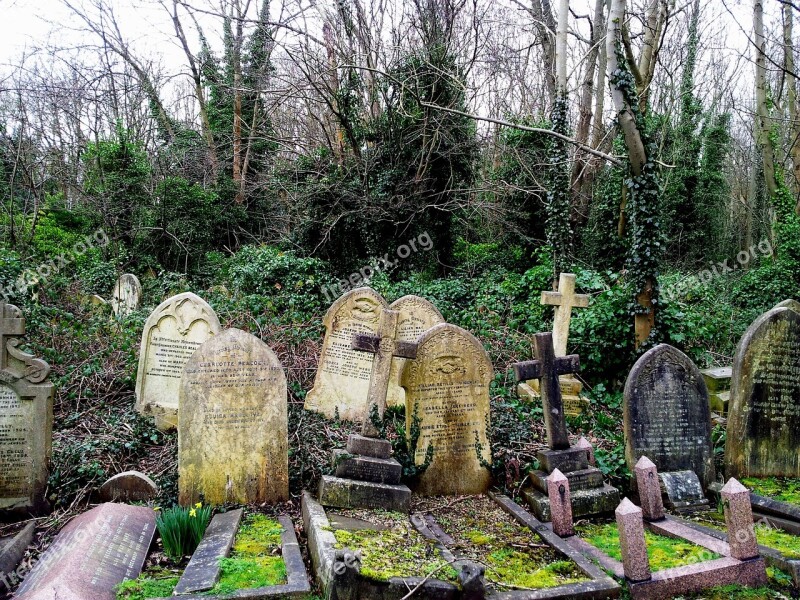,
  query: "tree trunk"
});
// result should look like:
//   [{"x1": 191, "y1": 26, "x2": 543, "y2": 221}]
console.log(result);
[
  {"x1": 754, "y1": 0, "x2": 778, "y2": 200},
  {"x1": 783, "y1": 2, "x2": 800, "y2": 213},
  {"x1": 531, "y1": 0, "x2": 558, "y2": 105}
]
